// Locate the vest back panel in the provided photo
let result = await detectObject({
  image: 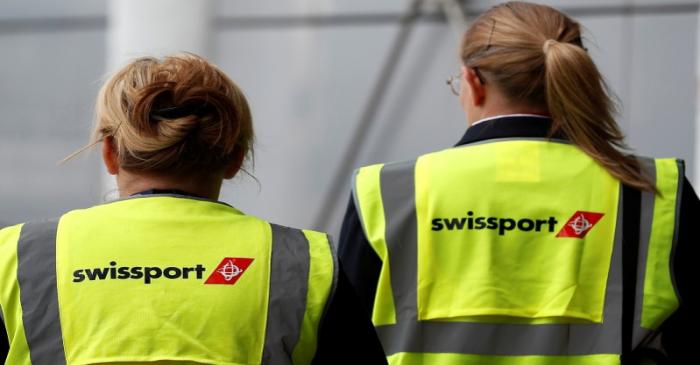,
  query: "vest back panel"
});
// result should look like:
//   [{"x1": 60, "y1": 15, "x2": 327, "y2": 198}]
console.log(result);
[
  {"x1": 55, "y1": 197, "x2": 271, "y2": 364},
  {"x1": 415, "y1": 141, "x2": 619, "y2": 323}
]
